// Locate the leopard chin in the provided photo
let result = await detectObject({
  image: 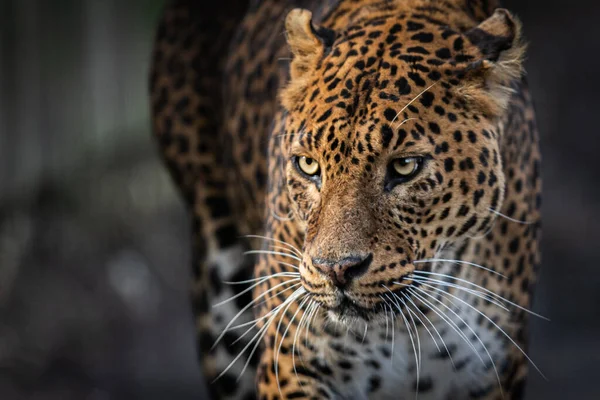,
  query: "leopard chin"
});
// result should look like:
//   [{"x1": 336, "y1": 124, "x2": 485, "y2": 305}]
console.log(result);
[{"x1": 324, "y1": 291, "x2": 396, "y2": 327}]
